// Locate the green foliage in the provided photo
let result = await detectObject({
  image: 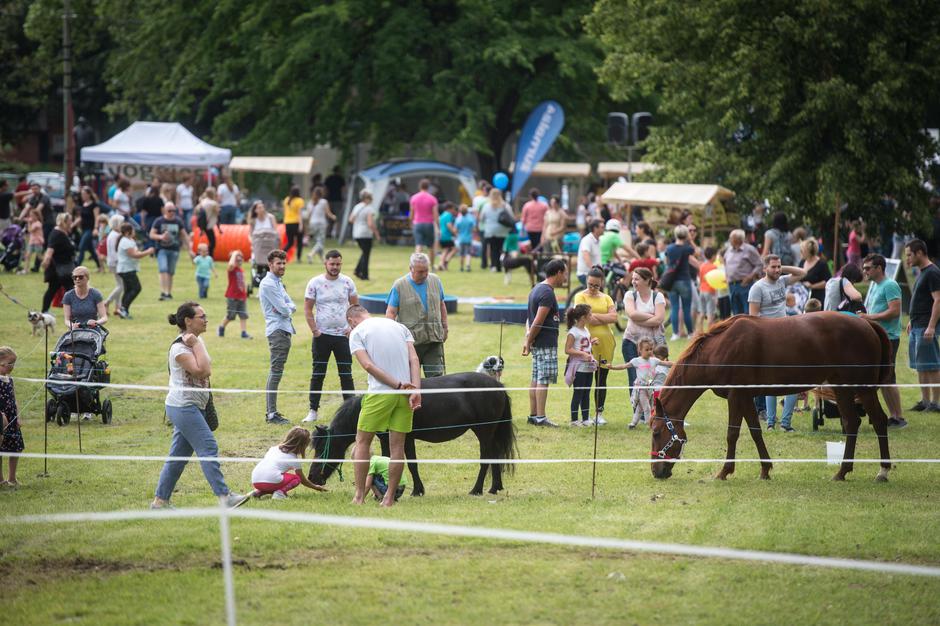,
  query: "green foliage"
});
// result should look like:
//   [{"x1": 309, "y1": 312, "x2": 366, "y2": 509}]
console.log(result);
[
  {"x1": 93, "y1": 0, "x2": 614, "y2": 176},
  {"x1": 587, "y1": 0, "x2": 940, "y2": 228},
  {"x1": 0, "y1": 1, "x2": 48, "y2": 146}
]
